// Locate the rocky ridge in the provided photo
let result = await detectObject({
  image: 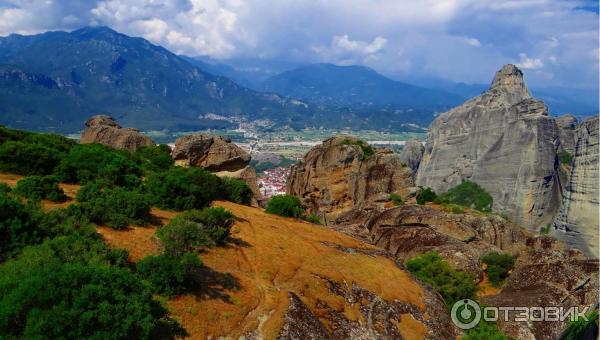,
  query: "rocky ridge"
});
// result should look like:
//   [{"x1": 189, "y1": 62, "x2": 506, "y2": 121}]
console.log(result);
[{"x1": 80, "y1": 115, "x2": 155, "y2": 151}]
